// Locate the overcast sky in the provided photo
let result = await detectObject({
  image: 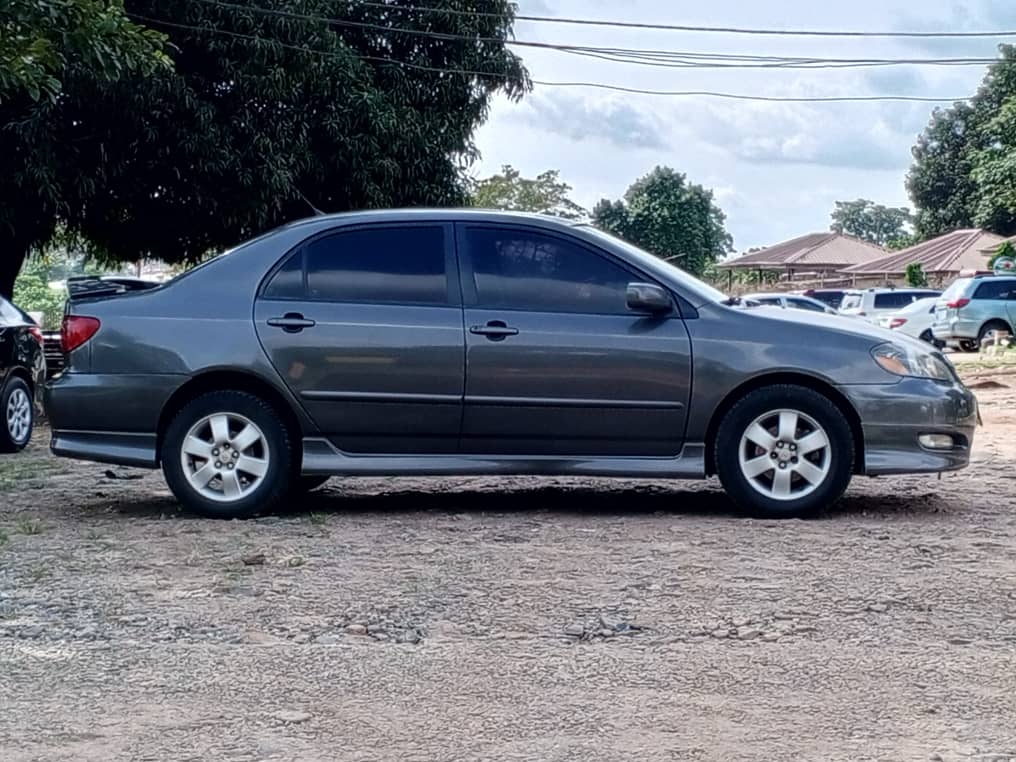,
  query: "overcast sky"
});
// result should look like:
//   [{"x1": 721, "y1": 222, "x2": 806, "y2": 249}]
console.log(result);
[{"x1": 472, "y1": 0, "x2": 1016, "y2": 251}]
